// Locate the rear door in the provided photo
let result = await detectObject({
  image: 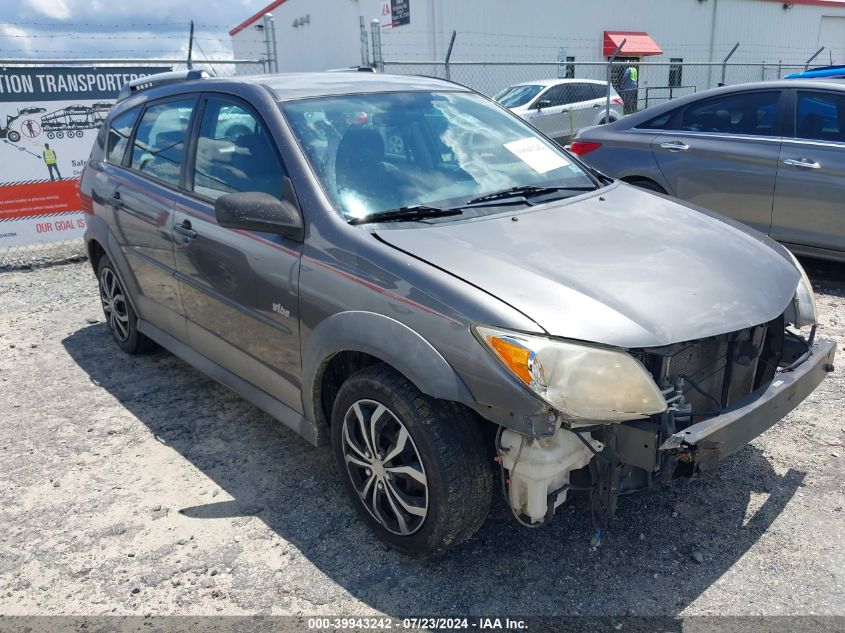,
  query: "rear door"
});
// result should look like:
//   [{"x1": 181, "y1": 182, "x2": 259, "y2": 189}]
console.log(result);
[
  {"x1": 771, "y1": 89, "x2": 845, "y2": 255},
  {"x1": 173, "y1": 94, "x2": 303, "y2": 410},
  {"x1": 650, "y1": 89, "x2": 785, "y2": 234},
  {"x1": 568, "y1": 83, "x2": 604, "y2": 131},
  {"x1": 111, "y1": 96, "x2": 197, "y2": 335}
]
